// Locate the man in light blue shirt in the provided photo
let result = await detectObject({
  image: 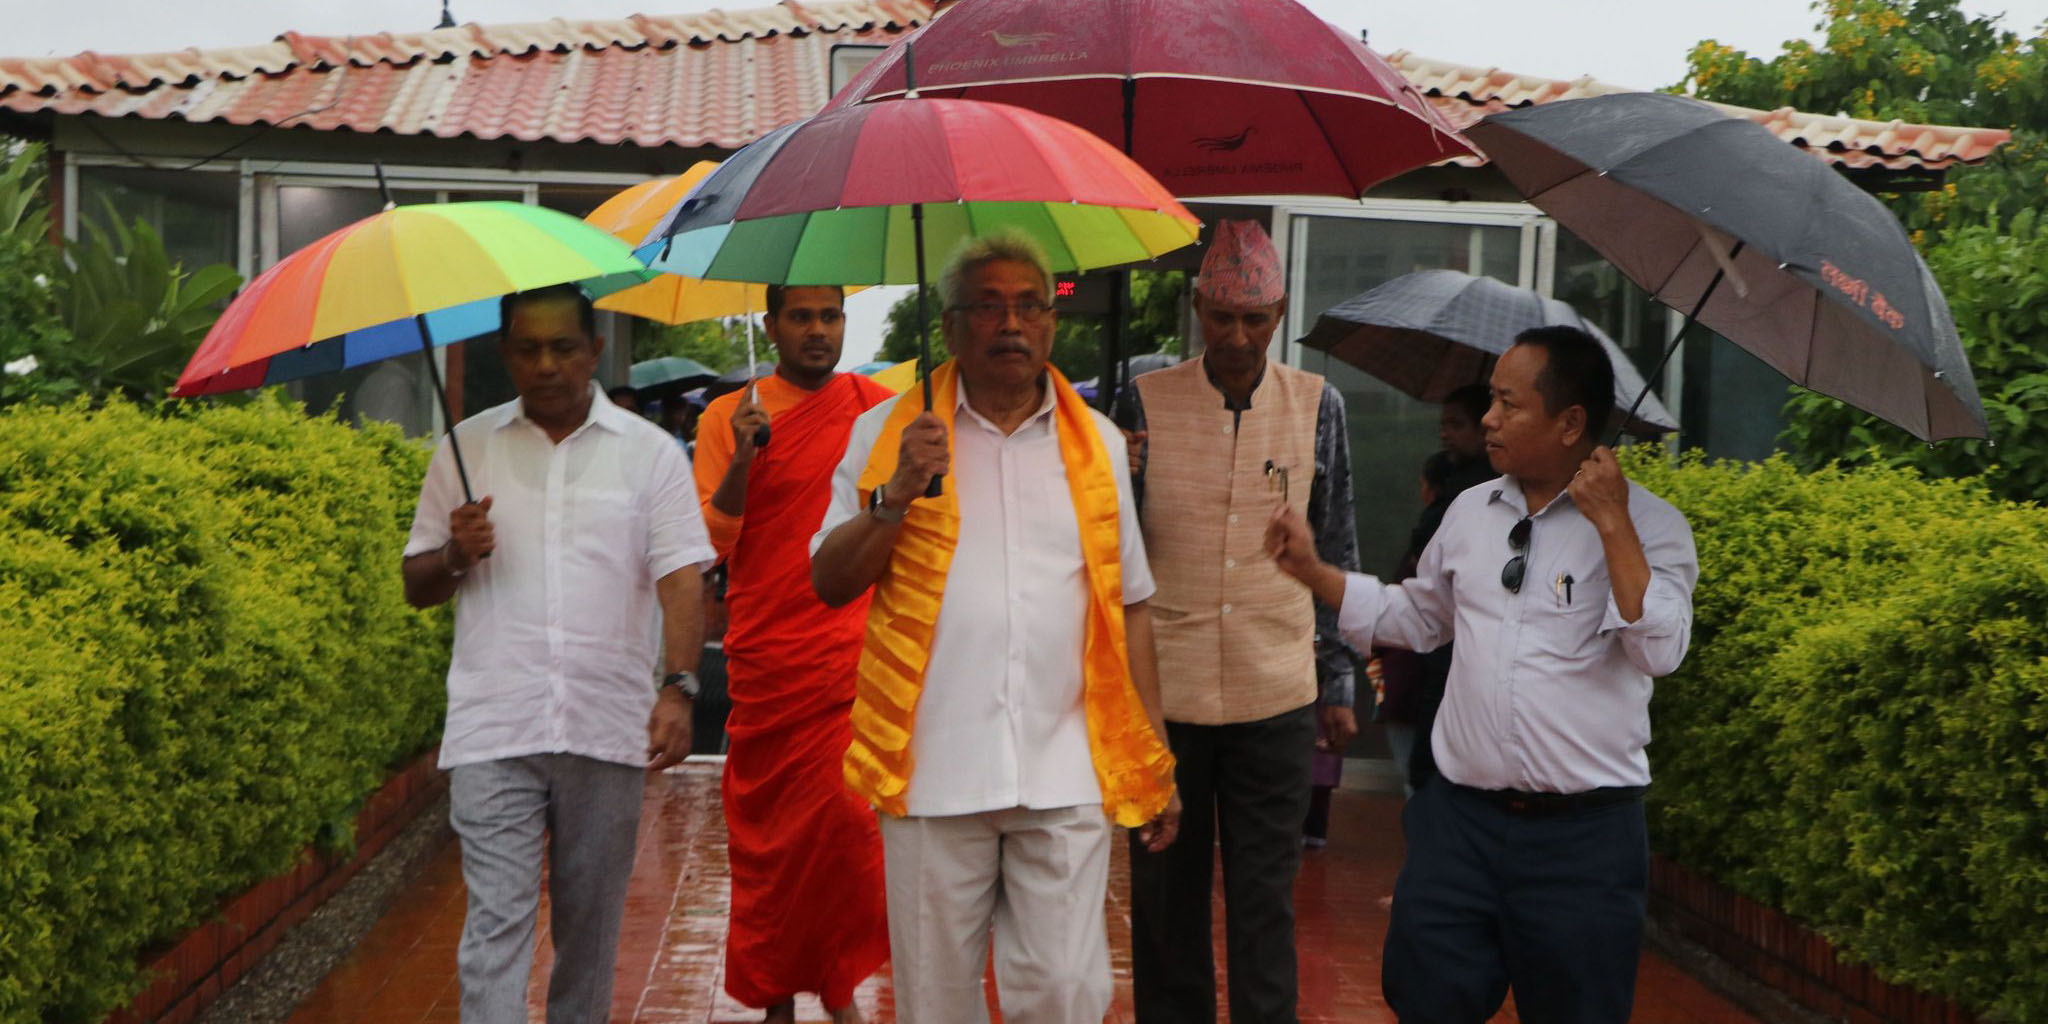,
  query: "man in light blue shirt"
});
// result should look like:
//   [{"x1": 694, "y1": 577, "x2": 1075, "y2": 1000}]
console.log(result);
[{"x1": 1266, "y1": 325, "x2": 1698, "y2": 1024}]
